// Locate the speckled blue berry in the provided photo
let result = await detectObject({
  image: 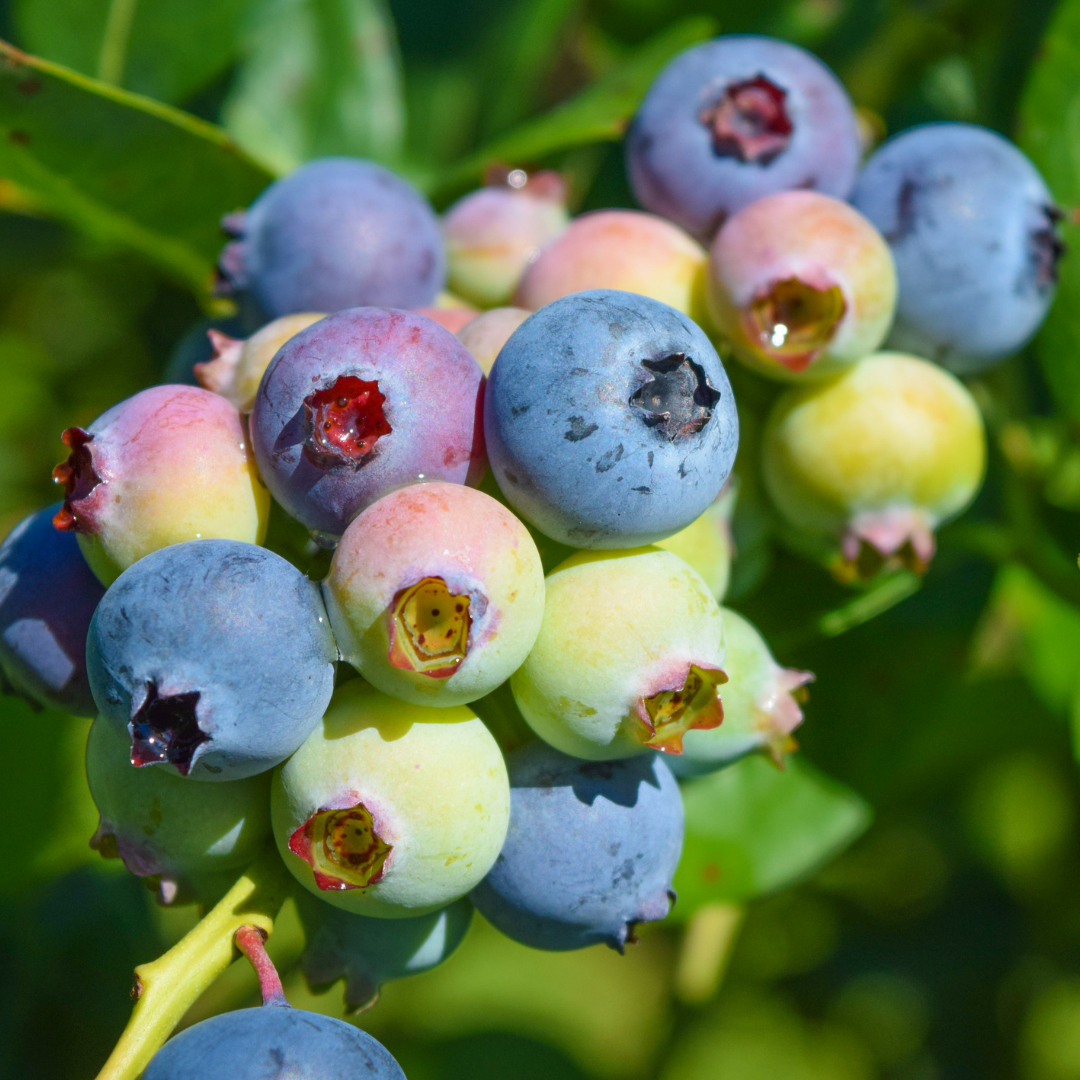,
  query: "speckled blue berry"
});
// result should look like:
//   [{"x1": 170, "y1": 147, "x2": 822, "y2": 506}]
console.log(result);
[
  {"x1": 0, "y1": 504, "x2": 104, "y2": 715},
  {"x1": 87, "y1": 539, "x2": 337, "y2": 781},
  {"x1": 851, "y1": 123, "x2": 1063, "y2": 372},
  {"x1": 627, "y1": 35, "x2": 860, "y2": 241},
  {"x1": 217, "y1": 157, "x2": 445, "y2": 319},
  {"x1": 297, "y1": 890, "x2": 473, "y2": 1010},
  {"x1": 470, "y1": 740, "x2": 684, "y2": 951},
  {"x1": 250, "y1": 307, "x2": 486, "y2": 541},
  {"x1": 141, "y1": 1006, "x2": 405, "y2": 1080},
  {"x1": 484, "y1": 289, "x2": 737, "y2": 548}
]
